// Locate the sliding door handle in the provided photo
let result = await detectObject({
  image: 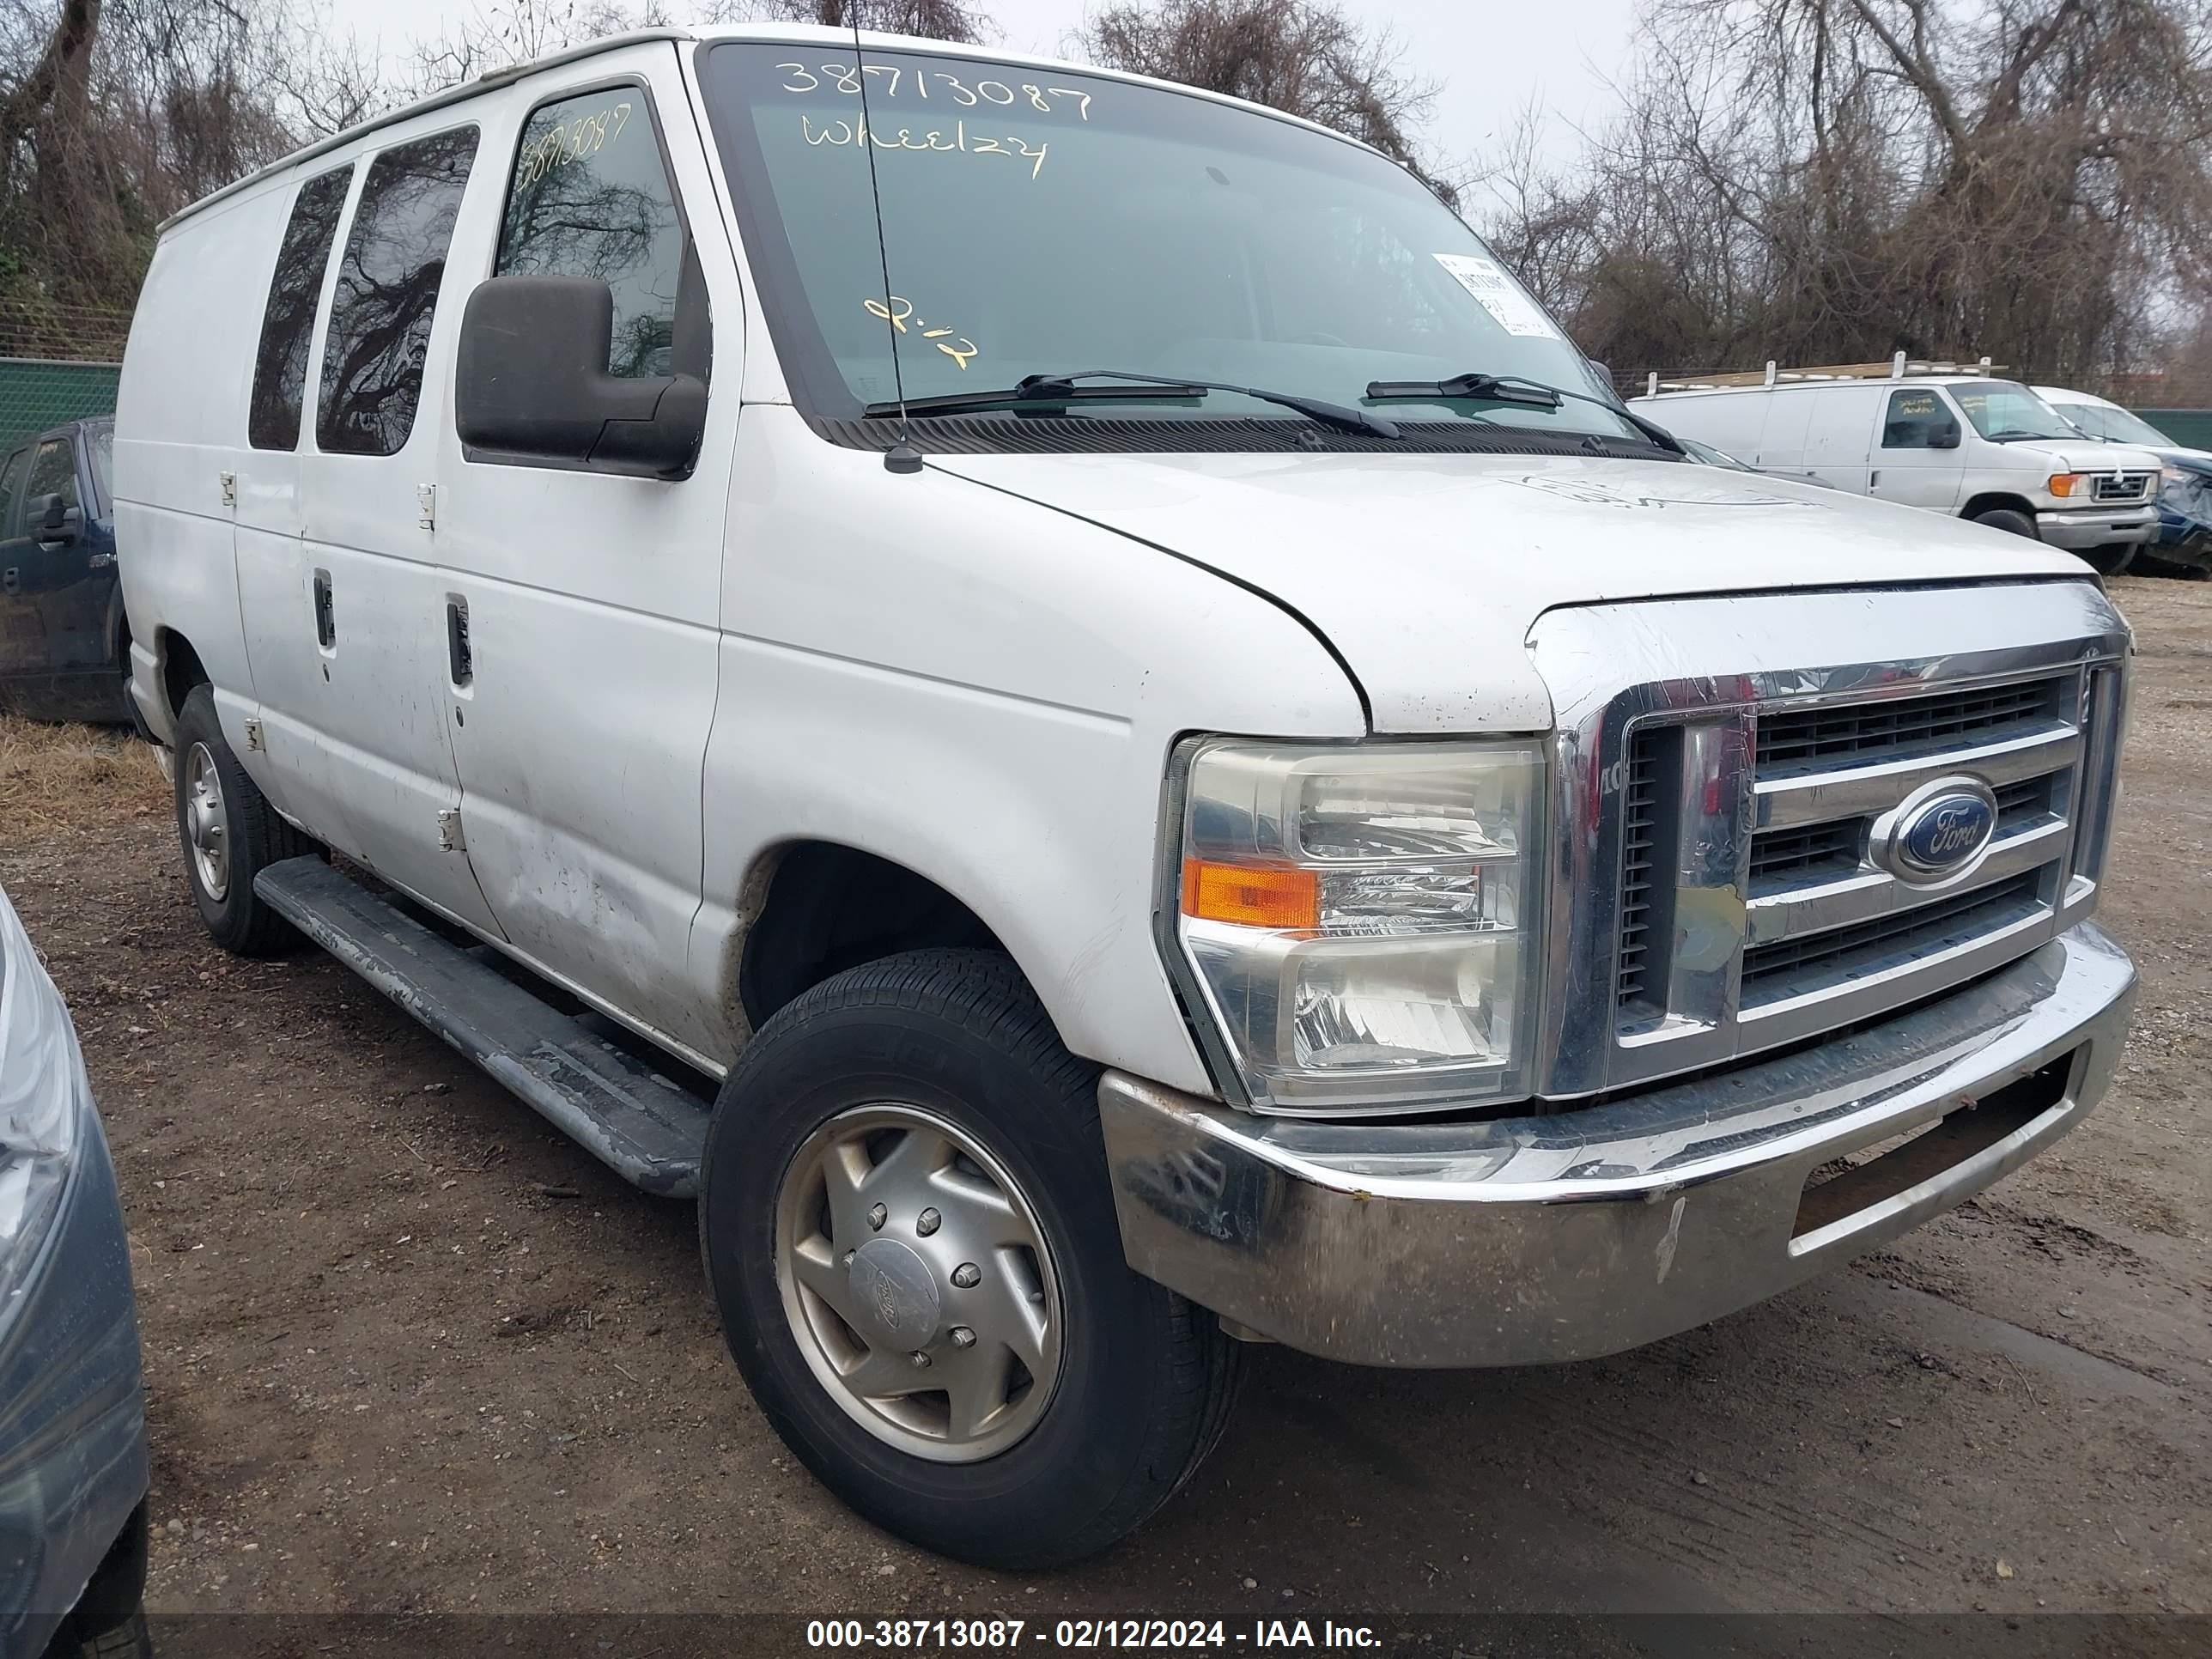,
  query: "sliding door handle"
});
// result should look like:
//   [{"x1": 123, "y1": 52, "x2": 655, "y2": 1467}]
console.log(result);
[{"x1": 447, "y1": 595, "x2": 472, "y2": 686}]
